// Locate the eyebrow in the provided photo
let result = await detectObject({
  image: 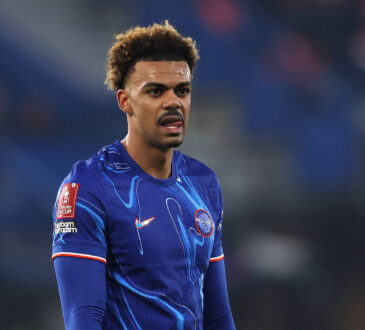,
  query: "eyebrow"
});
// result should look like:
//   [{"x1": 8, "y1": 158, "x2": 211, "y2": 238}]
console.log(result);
[{"x1": 142, "y1": 81, "x2": 192, "y2": 89}]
